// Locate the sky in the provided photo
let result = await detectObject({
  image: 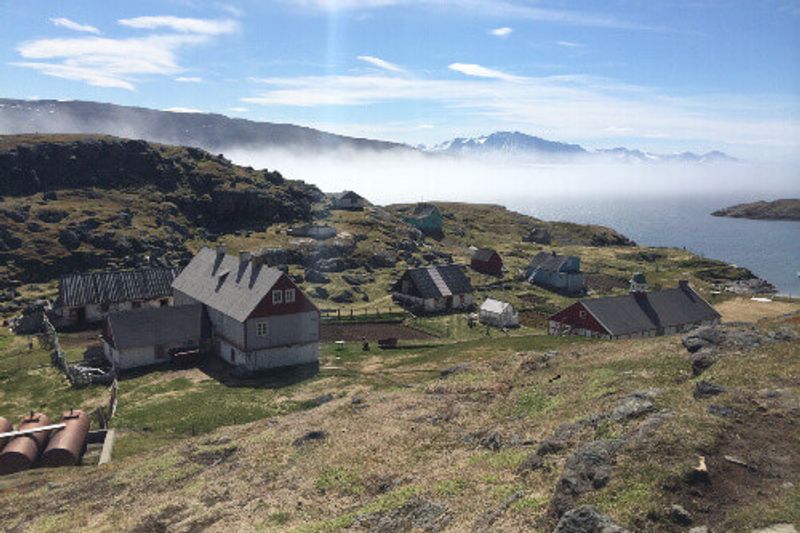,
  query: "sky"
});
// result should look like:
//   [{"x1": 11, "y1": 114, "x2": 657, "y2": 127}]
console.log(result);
[{"x1": 1, "y1": 0, "x2": 799, "y2": 159}]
